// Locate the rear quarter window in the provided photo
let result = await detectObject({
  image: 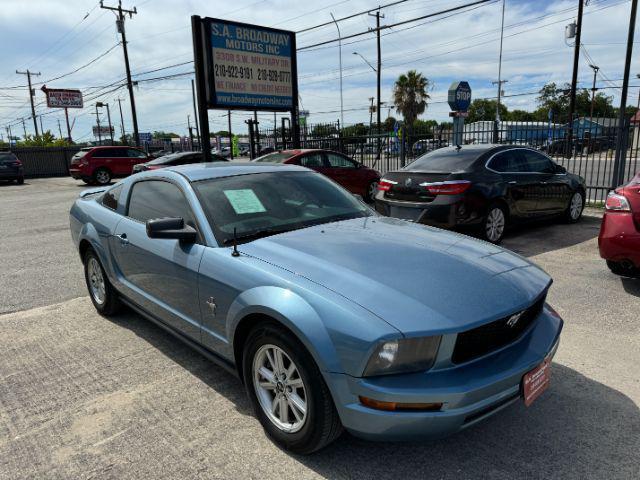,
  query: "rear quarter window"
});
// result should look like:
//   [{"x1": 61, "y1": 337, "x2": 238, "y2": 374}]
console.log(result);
[{"x1": 101, "y1": 184, "x2": 123, "y2": 210}]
